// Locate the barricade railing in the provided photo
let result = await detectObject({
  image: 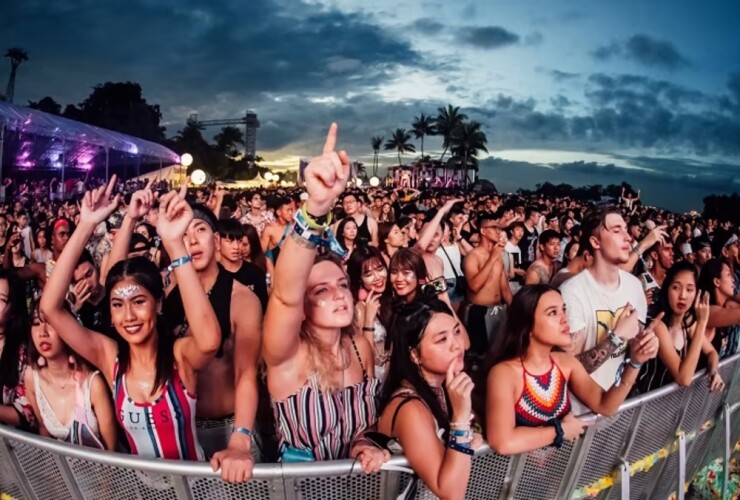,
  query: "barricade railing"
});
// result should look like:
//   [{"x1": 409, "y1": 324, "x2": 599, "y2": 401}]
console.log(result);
[{"x1": 1, "y1": 353, "x2": 740, "y2": 499}]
